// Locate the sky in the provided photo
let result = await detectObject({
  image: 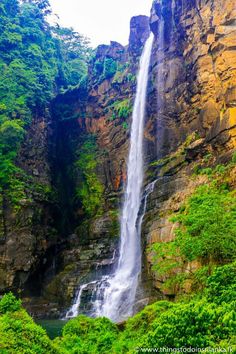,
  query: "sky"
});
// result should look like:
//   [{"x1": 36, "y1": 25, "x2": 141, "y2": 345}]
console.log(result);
[{"x1": 49, "y1": 0, "x2": 153, "y2": 47}]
